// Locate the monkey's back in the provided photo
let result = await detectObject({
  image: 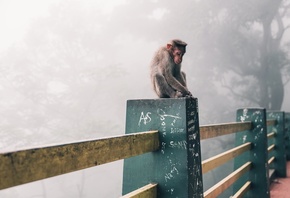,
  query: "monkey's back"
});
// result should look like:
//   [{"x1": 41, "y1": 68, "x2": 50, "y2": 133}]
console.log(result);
[{"x1": 150, "y1": 46, "x2": 172, "y2": 76}]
